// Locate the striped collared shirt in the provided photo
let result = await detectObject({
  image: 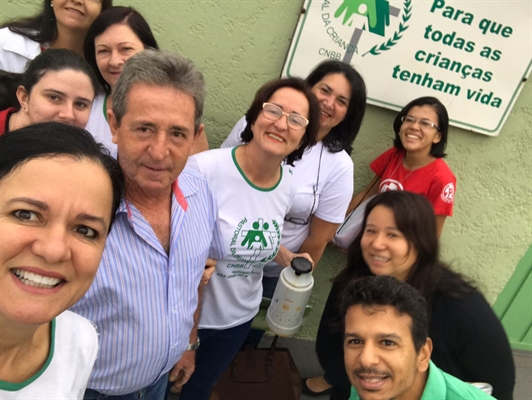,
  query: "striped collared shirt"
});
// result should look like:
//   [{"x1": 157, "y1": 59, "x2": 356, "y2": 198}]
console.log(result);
[{"x1": 71, "y1": 167, "x2": 217, "y2": 395}]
